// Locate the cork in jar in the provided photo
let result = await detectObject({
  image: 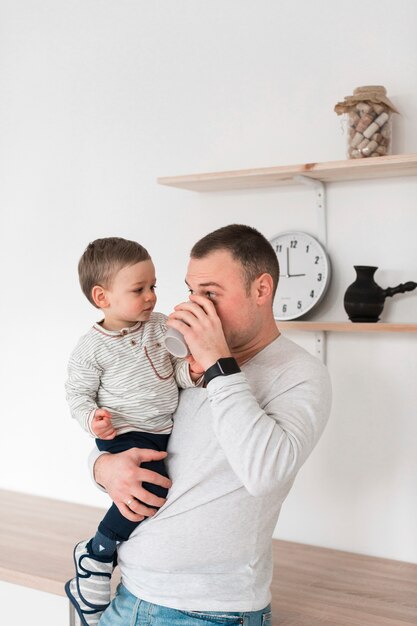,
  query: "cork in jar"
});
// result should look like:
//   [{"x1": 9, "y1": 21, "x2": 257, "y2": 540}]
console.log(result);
[{"x1": 334, "y1": 86, "x2": 399, "y2": 159}]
